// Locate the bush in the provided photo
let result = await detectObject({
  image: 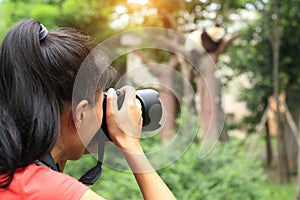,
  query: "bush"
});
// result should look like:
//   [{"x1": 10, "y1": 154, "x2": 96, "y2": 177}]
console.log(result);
[
  {"x1": 65, "y1": 106, "x2": 266, "y2": 199},
  {"x1": 158, "y1": 140, "x2": 266, "y2": 200},
  {"x1": 65, "y1": 138, "x2": 266, "y2": 199},
  {"x1": 65, "y1": 155, "x2": 142, "y2": 199}
]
